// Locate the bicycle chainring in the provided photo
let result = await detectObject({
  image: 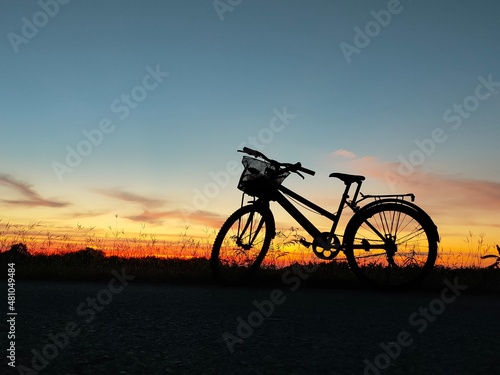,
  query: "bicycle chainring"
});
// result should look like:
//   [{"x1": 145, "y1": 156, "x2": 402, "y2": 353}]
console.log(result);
[{"x1": 312, "y1": 232, "x2": 341, "y2": 260}]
